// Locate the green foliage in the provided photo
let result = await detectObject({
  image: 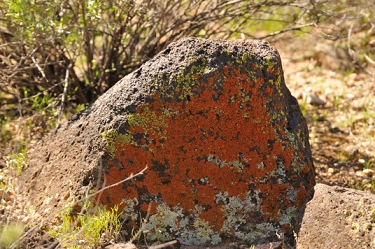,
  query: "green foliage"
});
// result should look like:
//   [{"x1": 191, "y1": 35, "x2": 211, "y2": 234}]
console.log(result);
[
  {"x1": 75, "y1": 103, "x2": 87, "y2": 113},
  {"x1": 0, "y1": 222, "x2": 24, "y2": 248},
  {"x1": 1, "y1": 0, "x2": 373, "y2": 119},
  {"x1": 348, "y1": 180, "x2": 375, "y2": 193},
  {"x1": 0, "y1": 117, "x2": 13, "y2": 144},
  {"x1": 4, "y1": 146, "x2": 27, "y2": 174},
  {"x1": 30, "y1": 93, "x2": 55, "y2": 113},
  {"x1": 49, "y1": 201, "x2": 121, "y2": 248},
  {"x1": 364, "y1": 159, "x2": 375, "y2": 170},
  {"x1": 299, "y1": 100, "x2": 308, "y2": 117}
]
